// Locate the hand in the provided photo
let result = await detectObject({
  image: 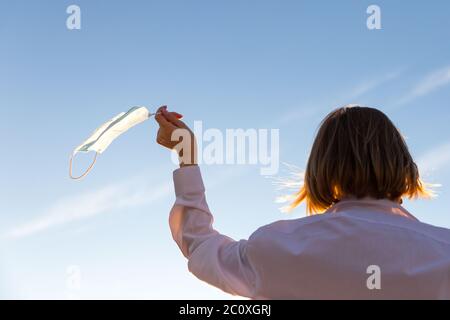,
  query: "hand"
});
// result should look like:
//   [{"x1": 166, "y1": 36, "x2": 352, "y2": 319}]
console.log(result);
[{"x1": 154, "y1": 106, "x2": 197, "y2": 167}]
